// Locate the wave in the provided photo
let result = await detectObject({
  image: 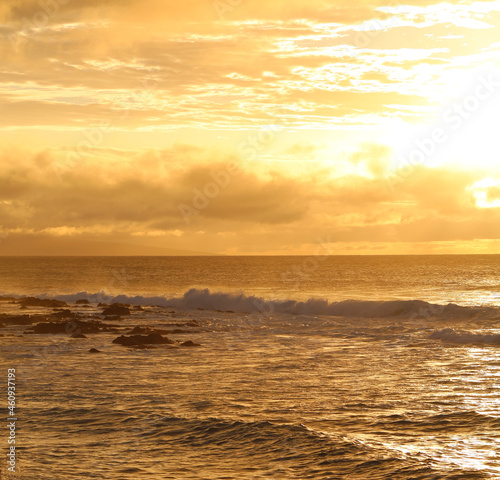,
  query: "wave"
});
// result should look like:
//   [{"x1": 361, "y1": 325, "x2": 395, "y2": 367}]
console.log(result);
[
  {"x1": 27, "y1": 408, "x2": 487, "y2": 479},
  {"x1": 430, "y1": 328, "x2": 500, "y2": 345},
  {"x1": 3, "y1": 288, "x2": 498, "y2": 320},
  {"x1": 373, "y1": 409, "x2": 500, "y2": 432}
]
